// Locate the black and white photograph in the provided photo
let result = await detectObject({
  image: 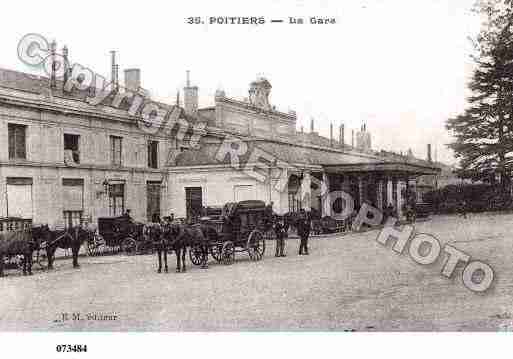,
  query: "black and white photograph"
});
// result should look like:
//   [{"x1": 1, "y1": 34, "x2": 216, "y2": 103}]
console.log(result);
[{"x1": 0, "y1": 0, "x2": 512, "y2": 357}]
